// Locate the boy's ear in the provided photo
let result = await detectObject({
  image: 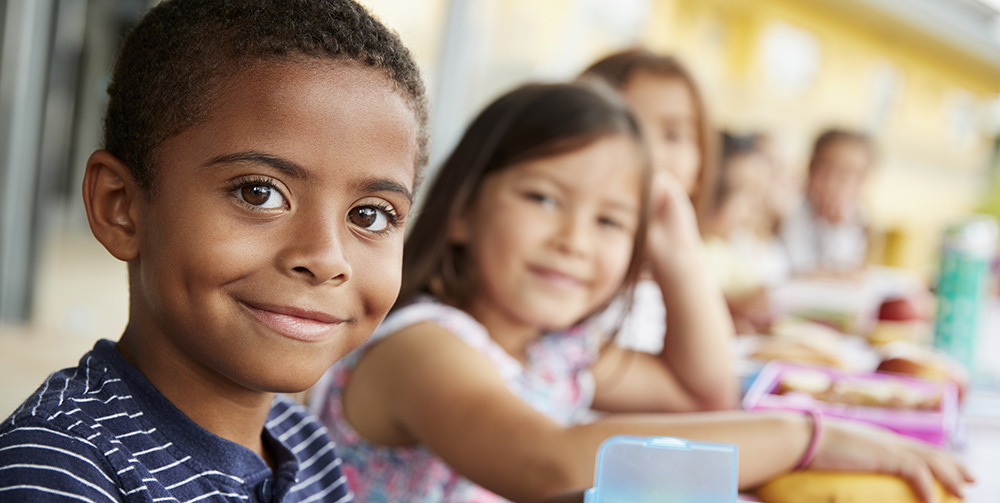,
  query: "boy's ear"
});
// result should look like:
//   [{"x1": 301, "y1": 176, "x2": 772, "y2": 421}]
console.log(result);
[{"x1": 82, "y1": 150, "x2": 143, "y2": 262}]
